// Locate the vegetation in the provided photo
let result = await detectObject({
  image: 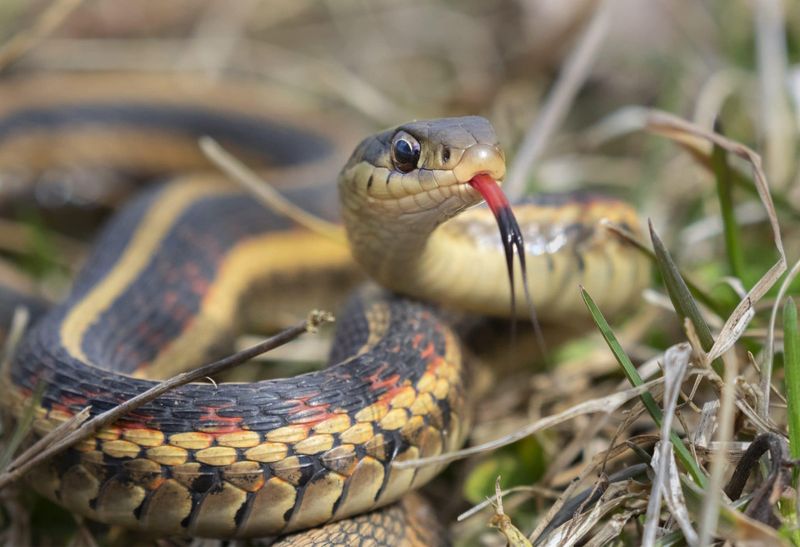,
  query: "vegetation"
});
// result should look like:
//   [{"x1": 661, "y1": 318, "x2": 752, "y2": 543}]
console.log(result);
[{"x1": 0, "y1": 0, "x2": 799, "y2": 545}]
